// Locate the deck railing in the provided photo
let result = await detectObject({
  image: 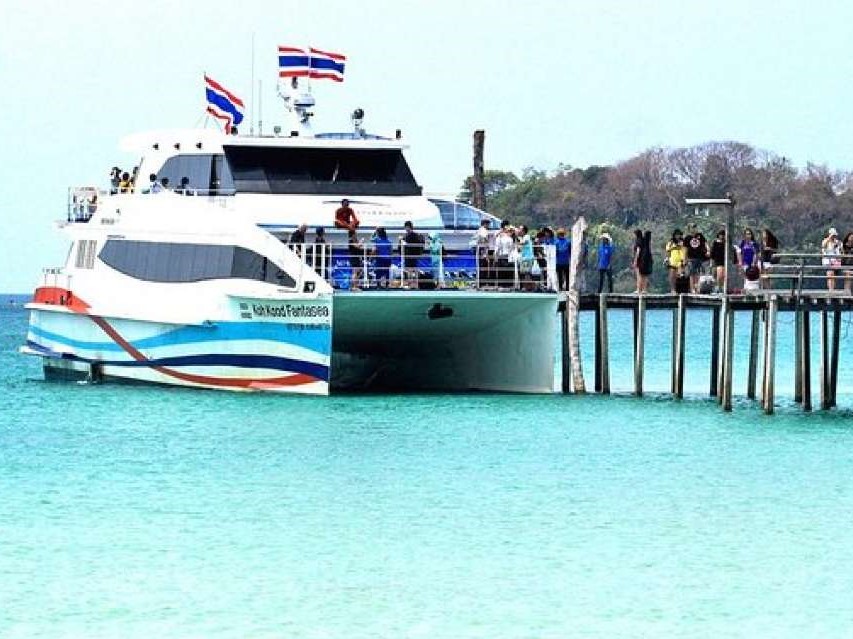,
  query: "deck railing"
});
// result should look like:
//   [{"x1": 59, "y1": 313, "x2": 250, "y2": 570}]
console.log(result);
[{"x1": 287, "y1": 241, "x2": 559, "y2": 292}]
